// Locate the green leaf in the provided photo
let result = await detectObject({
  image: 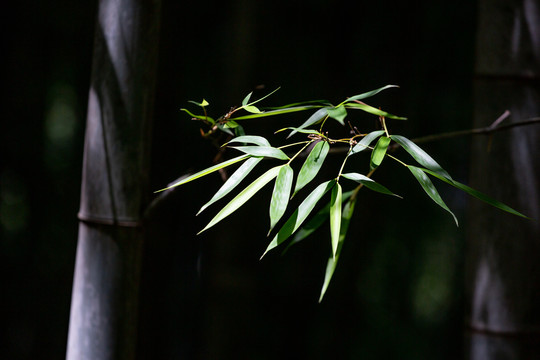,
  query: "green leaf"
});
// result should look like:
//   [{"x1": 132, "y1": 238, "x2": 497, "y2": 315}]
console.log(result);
[
  {"x1": 287, "y1": 107, "x2": 330, "y2": 138},
  {"x1": 326, "y1": 106, "x2": 347, "y2": 125},
  {"x1": 234, "y1": 124, "x2": 245, "y2": 137},
  {"x1": 225, "y1": 135, "x2": 270, "y2": 147},
  {"x1": 345, "y1": 85, "x2": 399, "y2": 102},
  {"x1": 216, "y1": 123, "x2": 234, "y2": 136},
  {"x1": 230, "y1": 105, "x2": 322, "y2": 120},
  {"x1": 231, "y1": 146, "x2": 289, "y2": 160},
  {"x1": 275, "y1": 127, "x2": 322, "y2": 135},
  {"x1": 421, "y1": 168, "x2": 529, "y2": 219},
  {"x1": 246, "y1": 87, "x2": 281, "y2": 106},
  {"x1": 408, "y1": 166, "x2": 458, "y2": 226},
  {"x1": 390, "y1": 135, "x2": 452, "y2": 179},
  {"x1": 350, "y1": 130, "x2": 385, "y2": 154},
  {"x1": 155, "y1": 155, "x2": 249, "y2": 193},
  {"x1": 345, "y1": 102, "x2": 407, "y2": 120},
  {"x1": 341, "y1": 173, "x2": 402, "y2": 198},
  {"x1": 269, "y1": 165, "x2": 294, "y2": 232},
  {"x1": 370, "y1": 136, "x2": 391, "y2": 170},
  {"x1": 242, "y1": 92, "x2": 252, "y2": 106},
  {"x1": 261, "y1": 180, "x2": 336, "y2": 258},
  {"x1": 243, "y1": 105, "x2": 262, "y2": 113},
  {"x1": 319, "y1": 196, "x2": 357, "y2": 302},
  {"x1": 283, "y1": 191, "x2": 354, "y2": 254},
  {"x1": 266, "y1": 100, "x2": 331, "y2": 109},
  {"x1": 198, "y1": 156, "x2": 263, "y2": 214},
  {"x1": 329, "y1": 183, "x2": 342, "y2": 258},
  {"x1": 188, "y1": 99, "x2": 210, "y2": 107},
  {"x1": 293, "y1": 141, "x2": 330, "y2": 196},
  {"x1": 180, "y1": 108, "x2": 215, "y2": 124},
  {"x1": 199, "y1": 166, "x2": 281, "y2": 234}
]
